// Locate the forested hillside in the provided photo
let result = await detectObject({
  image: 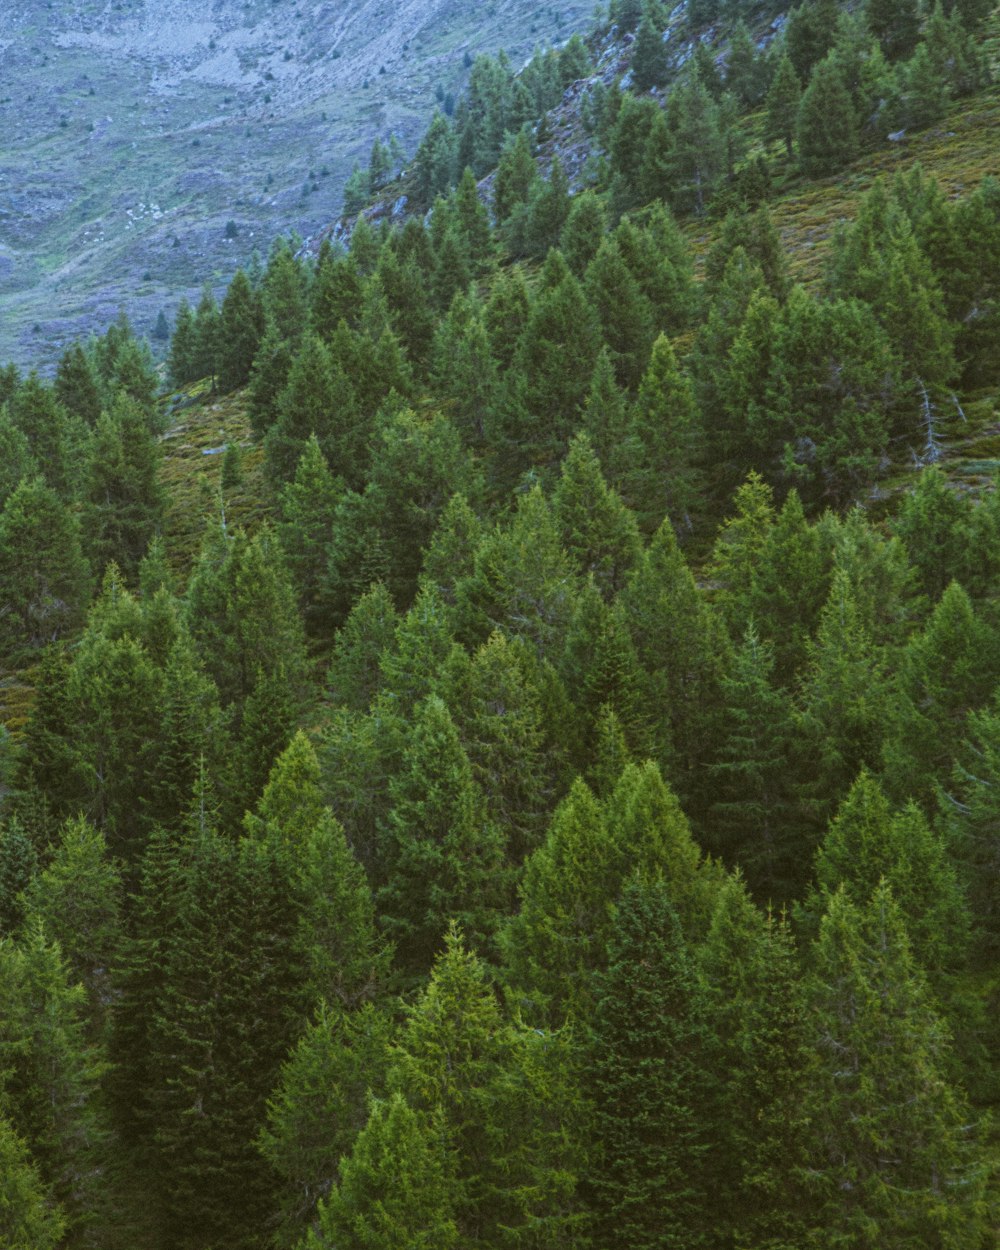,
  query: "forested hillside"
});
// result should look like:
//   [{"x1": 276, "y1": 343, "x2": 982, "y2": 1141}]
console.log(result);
[{"x1": 2, "y1": 0, "x2": 1000, "y2": 1246}]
